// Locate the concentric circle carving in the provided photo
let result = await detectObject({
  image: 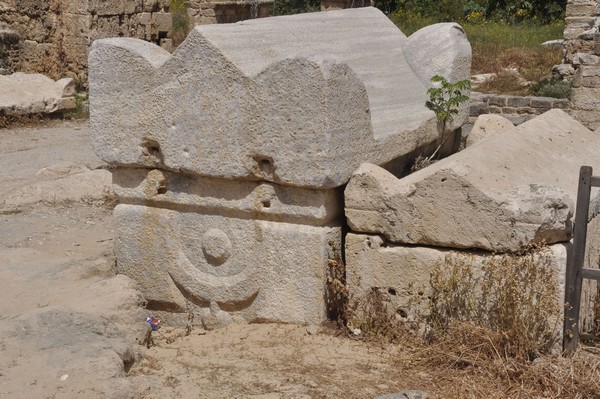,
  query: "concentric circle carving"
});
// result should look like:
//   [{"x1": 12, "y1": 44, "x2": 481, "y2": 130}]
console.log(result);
[{"x1": 202, "y1": 228, "x2": 232, "y2": 266}]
